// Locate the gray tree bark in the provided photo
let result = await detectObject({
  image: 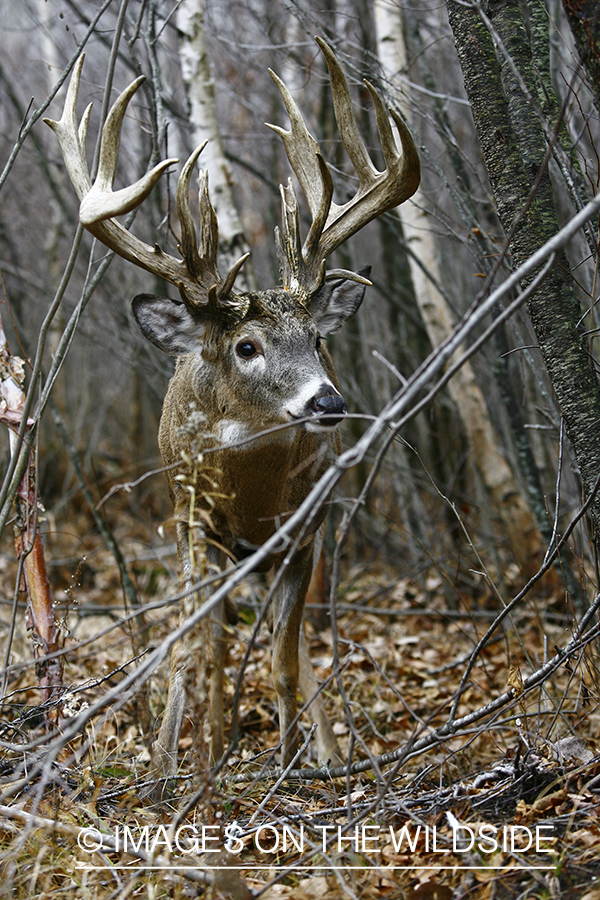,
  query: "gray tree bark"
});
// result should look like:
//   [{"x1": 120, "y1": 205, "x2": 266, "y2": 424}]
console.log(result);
[{"x1": 447, "y1": 0, "x2": 600, "y2": 551}]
